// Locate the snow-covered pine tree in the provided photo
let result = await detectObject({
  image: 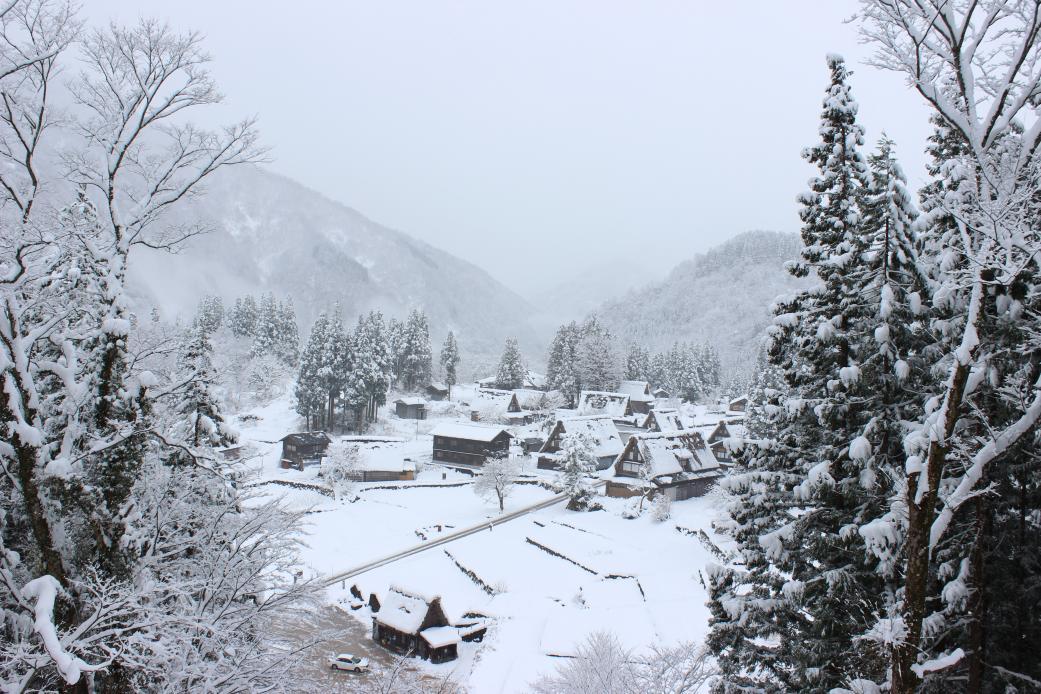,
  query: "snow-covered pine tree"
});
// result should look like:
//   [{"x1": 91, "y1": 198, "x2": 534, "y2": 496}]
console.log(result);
[
  {"x1": 229, "y1": 294, "x2": 258, "y2": 338},
  {"x1": 296, "y1": 314, "x2": 329, "y2": 430},
  {"x1": 251, "y1": 292, "x2": 280, "y2": 360},
  {"x1": 546, "y1": 322, "x2": 581, "y2": 406},
  {"x1": 671, "y1": 343, "x2": 705, "y2": 403},
  {"x1": 171, "y1": 326, "x2": 237, "y2": 449},
  {"x1": 277, "y1": 296, "x2": 300, "y2": 366},
  {"x1": 577, "y1": 315, "x2": 620, "y2": 392},
  {"x1": 350, "y1": 311, "x2": 392, "y2": 426},
  {"x1": 744, "y1": 345, "x2": 787, "y2": 439},
  {"x1": 440, "y1": 331, "x2": 460, "y2": 387},
  {"x1": 496, "y1": 337, "x2": 525, "y2": 389},
  {"x1": 558, "y1": 432, "x2": 598, "y2": 511},
  {"x1": 648, "y1": 350, "x2": 672, "y2": 395},
  {"x1": 400, "y1": 309, "x2": 432, "y2": 391},
  {"x1": 708, "y1": 55, "x2": 927, "y2": 691},
  {"x1": 194, "y1": 295, "x2": 224, "y2": 336},
  {"x1": 624, "y1": 342, "x2": 651, "y2": 382}
]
